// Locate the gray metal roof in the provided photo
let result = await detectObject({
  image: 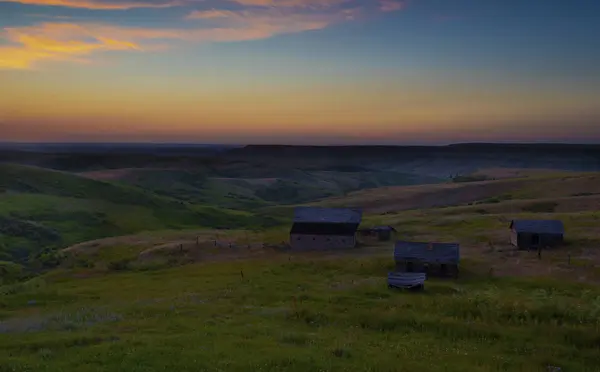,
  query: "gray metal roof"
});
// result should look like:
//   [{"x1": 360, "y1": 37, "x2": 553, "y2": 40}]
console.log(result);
[
  {"x1": 394, "y1": 241, "x2": 460, "y2": 264},
  {"x1": 510, "y1": 219, "x2": 564, "y2": 234},
  {"x1": 388, "y1": 272, "x2": 426, "y2": 288},
  {"x1": 293, "y1": 206, "x2": 362, "y2": 224},
  {"x1": 372, "y1": 225, "x2": 396, "y2": 231}
]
